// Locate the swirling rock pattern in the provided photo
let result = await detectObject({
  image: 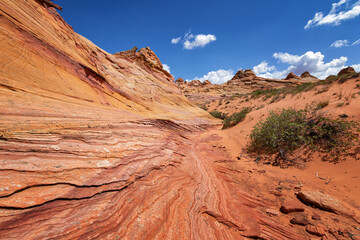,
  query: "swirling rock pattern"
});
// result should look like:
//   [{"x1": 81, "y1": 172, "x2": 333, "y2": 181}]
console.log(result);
[{"x1": 0, "y1": 0, "x2": 302, "y2": 239}]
